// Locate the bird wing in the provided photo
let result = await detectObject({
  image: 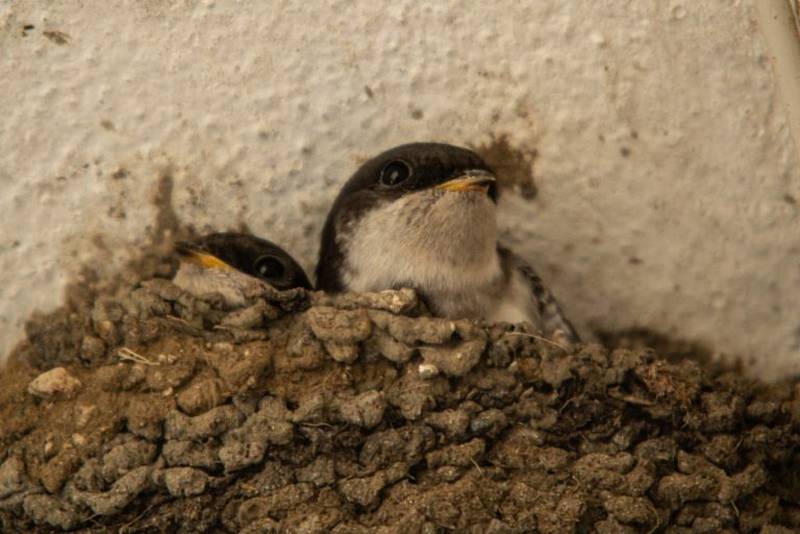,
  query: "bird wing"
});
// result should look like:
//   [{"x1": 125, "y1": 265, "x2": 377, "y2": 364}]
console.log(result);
[{"x1": 499, "y1": 247, "x2": 581, "y2": 343}]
